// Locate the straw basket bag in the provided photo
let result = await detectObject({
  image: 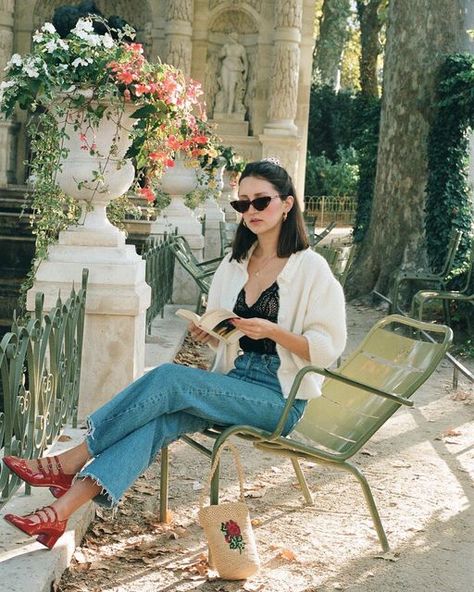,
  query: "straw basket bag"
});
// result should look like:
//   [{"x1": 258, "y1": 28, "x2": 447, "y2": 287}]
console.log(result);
[{"x1": 198, "y1": 443, "x2": 260, "y2": 580}]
